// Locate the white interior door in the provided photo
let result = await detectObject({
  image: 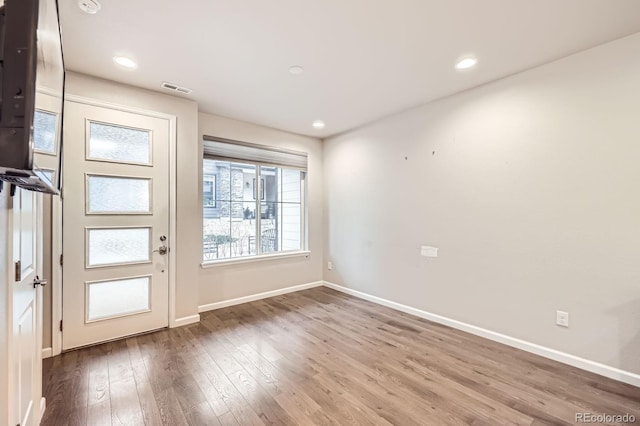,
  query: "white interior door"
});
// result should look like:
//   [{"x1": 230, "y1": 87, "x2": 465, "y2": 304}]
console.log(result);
[
  {"x1": 12, "y1": 188, "x2": 44, "y2": 426},
  {"x1": 62, "y1": 101, "x2": 171, "y2": 350}
]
